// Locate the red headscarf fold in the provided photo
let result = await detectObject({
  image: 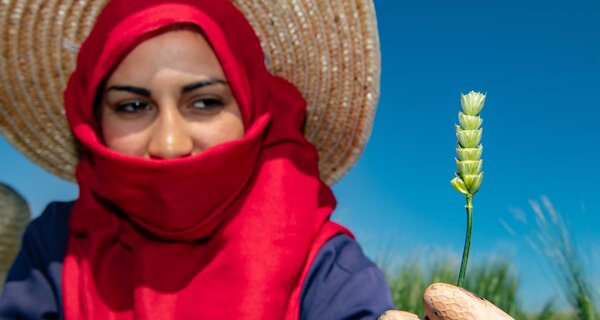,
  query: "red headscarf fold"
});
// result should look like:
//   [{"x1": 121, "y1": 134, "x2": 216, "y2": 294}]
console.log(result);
[{"x1": 62, "y1": 0, "x2": 351, "y2": 319}]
